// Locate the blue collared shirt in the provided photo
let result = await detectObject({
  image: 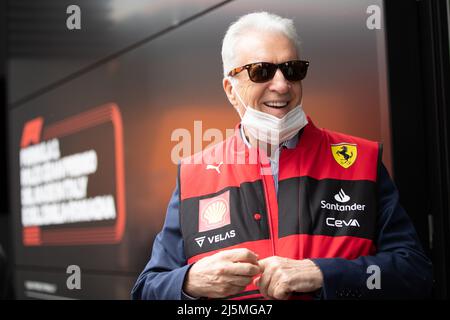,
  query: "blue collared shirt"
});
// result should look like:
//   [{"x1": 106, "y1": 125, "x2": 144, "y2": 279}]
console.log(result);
[{"x1": 239, "y1": 124, "x2": 299, "y2": 194}]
